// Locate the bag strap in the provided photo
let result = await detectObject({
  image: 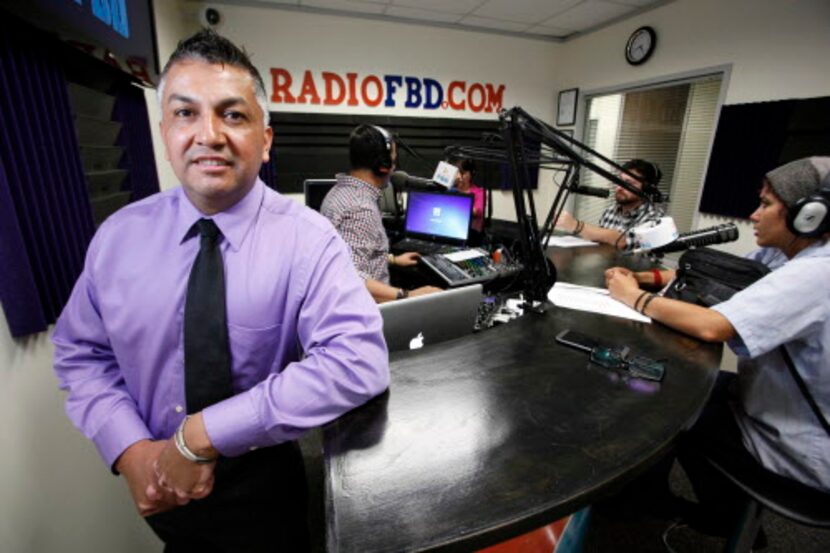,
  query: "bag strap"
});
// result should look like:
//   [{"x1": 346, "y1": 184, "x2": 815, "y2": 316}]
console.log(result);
[{"x1": 779, "y1": 346, "x2": 830, "y2": 437}]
